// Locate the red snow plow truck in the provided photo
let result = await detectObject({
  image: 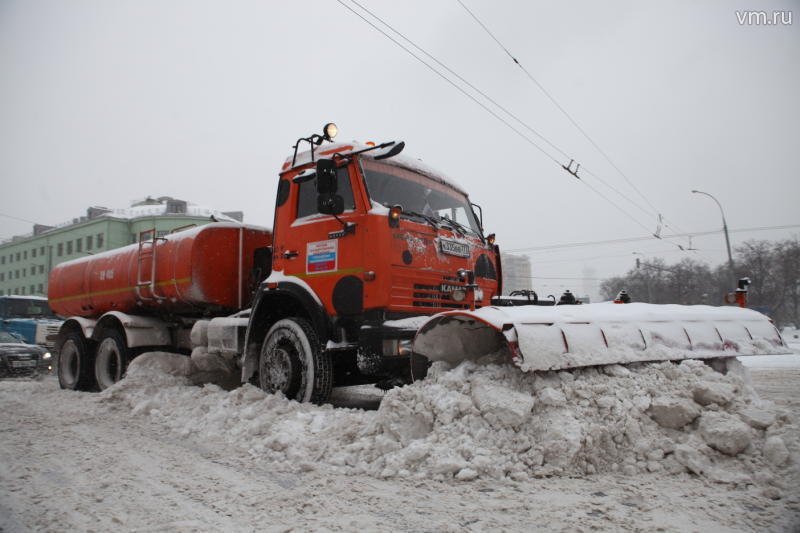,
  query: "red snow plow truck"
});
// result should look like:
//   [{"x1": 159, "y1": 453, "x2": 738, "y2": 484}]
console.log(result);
[{"x1": 49, "y1": 124, "x2": 791, "y2": 403}]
